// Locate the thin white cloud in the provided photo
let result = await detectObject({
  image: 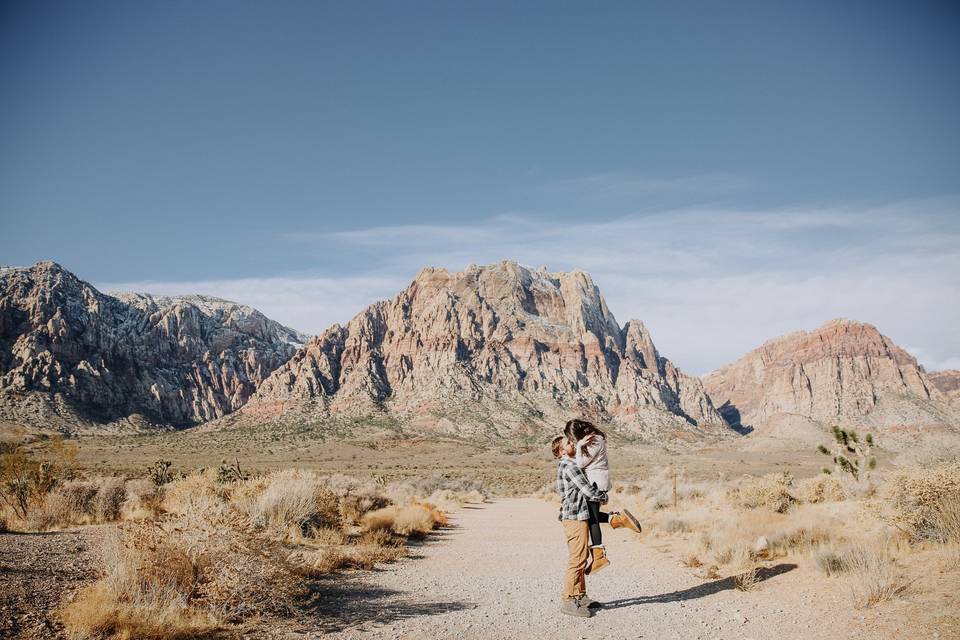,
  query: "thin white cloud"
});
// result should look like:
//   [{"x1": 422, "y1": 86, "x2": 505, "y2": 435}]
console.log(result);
[
  {"x1": 529, "y1": 172, "x2": 753, "y2": 199},
  {"x1": 100, "y1": 197, "x2": 960, "y2": 376}
]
